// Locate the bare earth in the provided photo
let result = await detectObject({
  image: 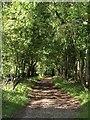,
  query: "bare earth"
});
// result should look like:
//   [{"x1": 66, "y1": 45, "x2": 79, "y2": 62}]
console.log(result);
[{"x1": 12, "y1": 77, "x2": 81, "y2": 119}]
